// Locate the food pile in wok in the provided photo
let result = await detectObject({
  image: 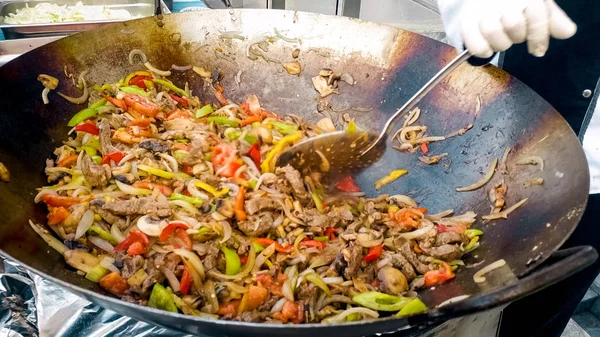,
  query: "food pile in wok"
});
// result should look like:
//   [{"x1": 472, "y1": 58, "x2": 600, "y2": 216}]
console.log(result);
[{"x1": 30, "y1": 53, "x2": 490, "y2": 324}]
